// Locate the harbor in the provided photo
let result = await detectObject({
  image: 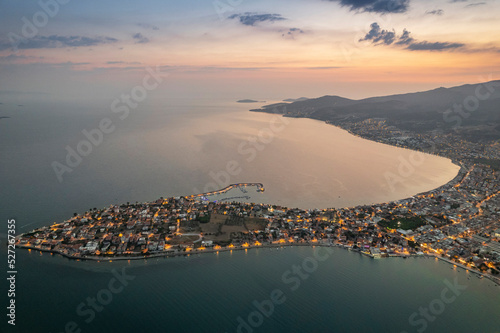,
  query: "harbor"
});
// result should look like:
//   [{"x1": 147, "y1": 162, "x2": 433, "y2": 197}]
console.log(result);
[{"x1": 186, "y1": 183, "x2": 265, "y2": 202}]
